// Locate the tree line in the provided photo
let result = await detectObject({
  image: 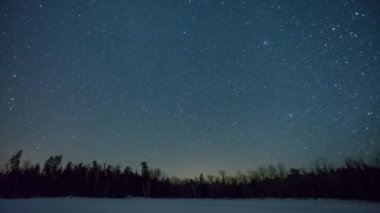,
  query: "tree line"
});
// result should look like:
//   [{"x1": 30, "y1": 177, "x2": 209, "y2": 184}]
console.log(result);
[{"x1": 1, "y1": 150, "x2": 379, "y2": 201}]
